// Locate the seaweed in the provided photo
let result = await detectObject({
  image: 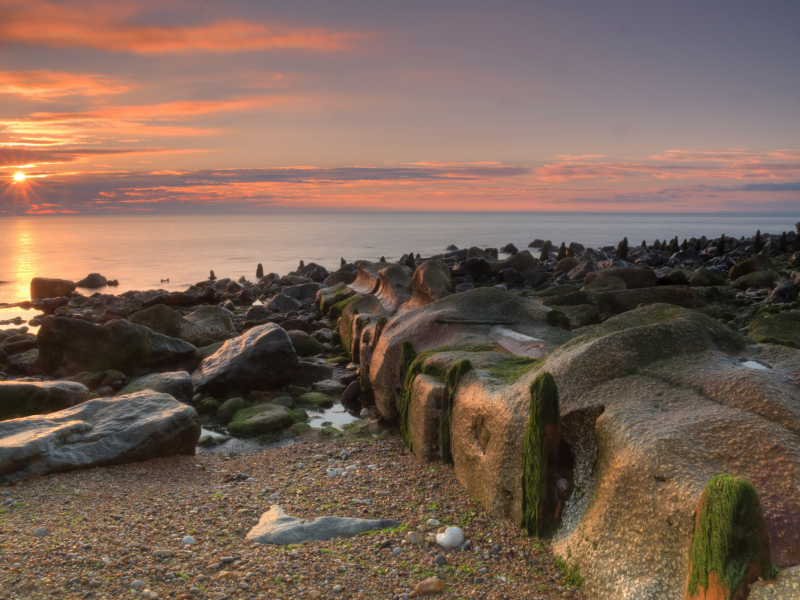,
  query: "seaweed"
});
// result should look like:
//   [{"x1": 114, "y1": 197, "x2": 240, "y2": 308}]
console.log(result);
[
  {"x1": 440, "y1": 359, "x2": 473, "y2": 464},
  {"x1": 687, "y1": 475, "x2": 771, "y2": 600},
  {"x1": 520, "y1": 372, "x2": 560, "y2": 537}
]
